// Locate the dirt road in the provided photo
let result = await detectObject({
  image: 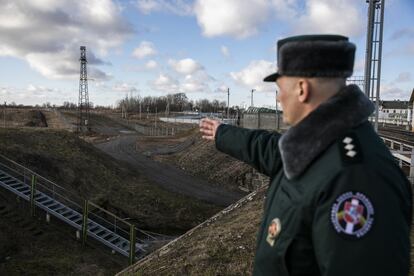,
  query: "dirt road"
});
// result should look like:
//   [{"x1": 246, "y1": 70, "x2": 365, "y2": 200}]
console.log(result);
[{"x1": 96, "y1": 135, "x2": 245, "y2": 207}]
